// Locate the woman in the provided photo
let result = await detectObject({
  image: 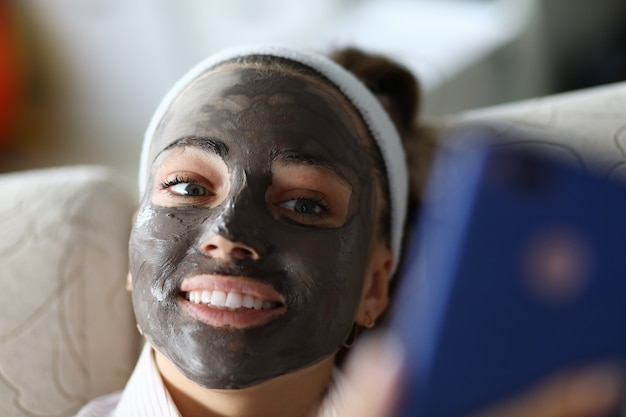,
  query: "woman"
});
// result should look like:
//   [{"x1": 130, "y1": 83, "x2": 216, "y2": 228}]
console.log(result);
[{"x1": 76, "y1": 45, "x2": 622, "y2": 417}]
